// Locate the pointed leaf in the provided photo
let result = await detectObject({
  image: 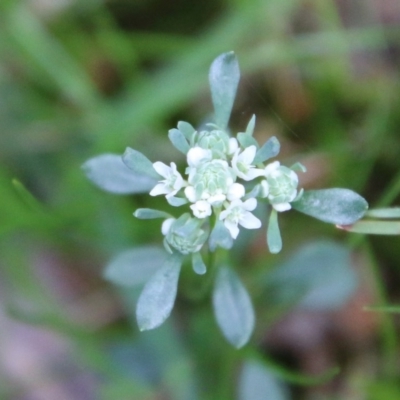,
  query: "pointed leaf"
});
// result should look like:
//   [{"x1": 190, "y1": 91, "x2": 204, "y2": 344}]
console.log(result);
[
  {"x1": 168, "y1": 128, "x2": 190, "y2": 154},
  {"x1": 209, "y1": 51, "x2": 240, "y2": 129},
  {"x1": 245, "y1": 115, "x2": 256, "y2": 136},
  {"x1": 82, "y1": 154, "x2": 157, "y2": 194},
  {"x1": 338, "y1": 220, "x2": 400, "y2": 235},
  {"x1": 238, "y1": 361, "x2": 289, "y2": 400},
  {"x1": 177, "y1": 121, "x2": 196, "y2": 141},
  {"x1": 292, "y1": 189, "x2": 368, "y2": 225},
  {"x1": 212, "y1": 266, "x2": 255, "y2": 348},
  {"x1": 209, "y1": 220, "x2": 233, "y2": 251},
  {"x1": 267, "y1": 209, "x2": 282, "y2": 253},
  {"x1": 192, "y1": 252, "x2": 207, "y2": 275},
  {"x1": 122, "y1": 148, "x2": 160, "y2": 180},
  {"x1": 167, "y1": 196, "x2": 188, "y2": 207},
  {"x1": 104, "y1": 246, "x2": 168, "y2": 287},
  {"x1": 134, "y1": 208, "x2": 171, "y2": 219},
  {"x1": 136, "y1": 253, "x2": 183, "y2": 331},
  {"x1": 365, "y1": 207, "x2": 400, "y2": 219},
  {"x1": 254, "y1": 137, "x2": 280, "y2": 164}
]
